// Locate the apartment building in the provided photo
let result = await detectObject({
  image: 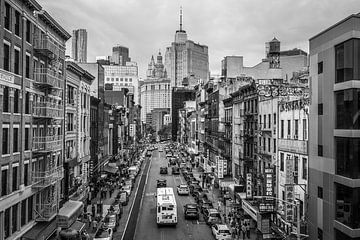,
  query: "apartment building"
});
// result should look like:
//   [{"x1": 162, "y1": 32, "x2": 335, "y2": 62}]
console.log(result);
[
  {"x1": 0, "y1": 1, "x2": 71, "y2": 239},
  {"x1": 64, "y1": 61, "x2": 94, "y2": 202},
  {"x1": 308, "y1": 13, "x2": 360, "y2": 240}
]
